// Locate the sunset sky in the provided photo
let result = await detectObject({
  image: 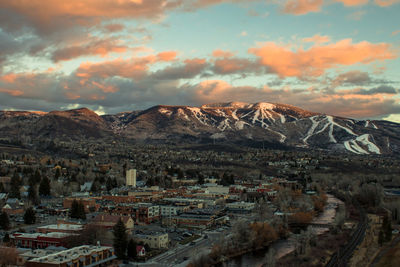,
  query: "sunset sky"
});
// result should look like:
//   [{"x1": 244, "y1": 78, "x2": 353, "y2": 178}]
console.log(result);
[{"x1": 0, "y1": 0, "x2": 399, "y2": 121}]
